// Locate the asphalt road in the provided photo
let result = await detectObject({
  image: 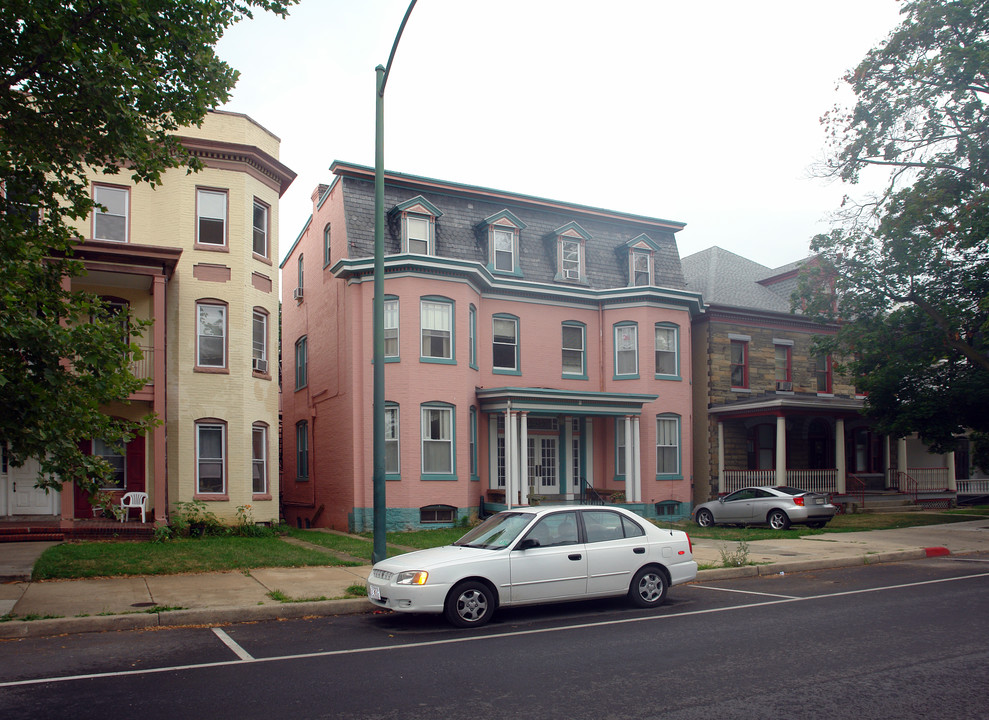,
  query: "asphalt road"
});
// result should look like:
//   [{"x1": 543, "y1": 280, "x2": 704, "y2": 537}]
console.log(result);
[{"x1": 2, "y1": 555, "x2": 988, "y2": 719}]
